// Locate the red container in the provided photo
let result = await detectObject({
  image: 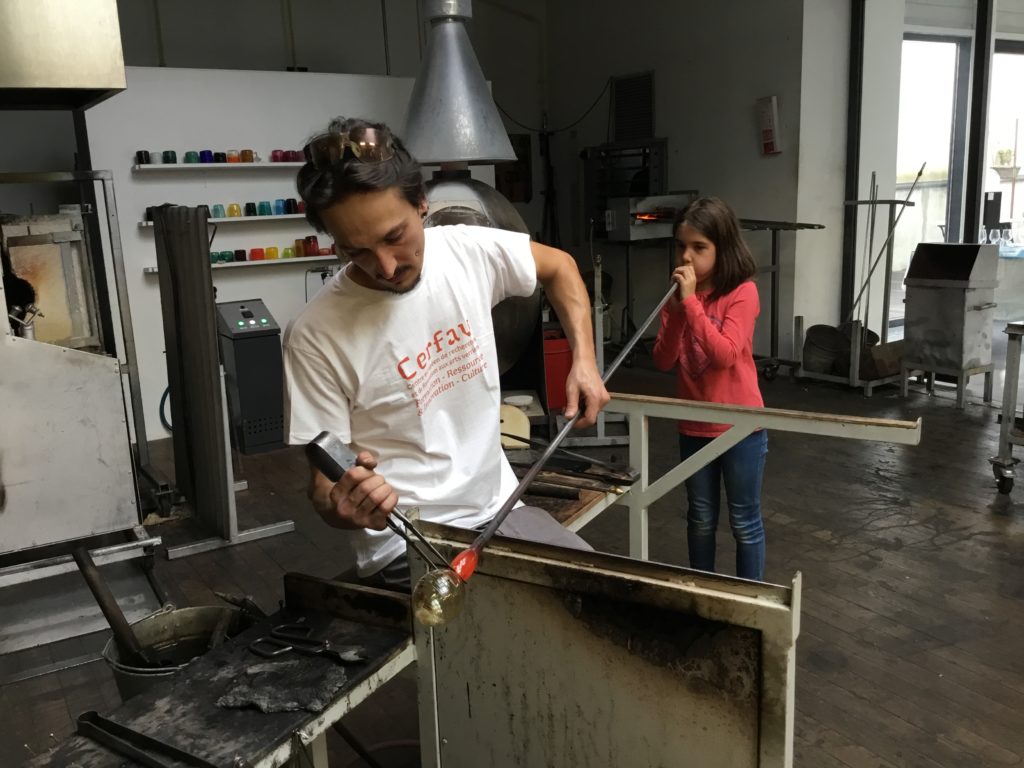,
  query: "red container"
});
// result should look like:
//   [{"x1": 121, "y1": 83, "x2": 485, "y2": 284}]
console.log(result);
[{"x1": 543, "y1": 335, "x2": 572, "y2": 411}]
